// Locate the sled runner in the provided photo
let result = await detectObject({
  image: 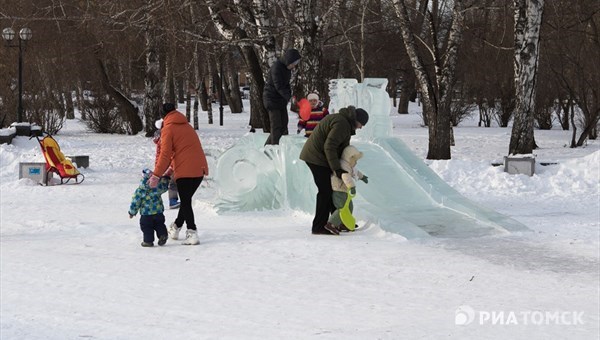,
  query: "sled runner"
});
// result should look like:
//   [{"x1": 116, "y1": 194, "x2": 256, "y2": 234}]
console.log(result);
[{"x1": 34, "y1": 133, "x2": 85, "y2": 185}]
